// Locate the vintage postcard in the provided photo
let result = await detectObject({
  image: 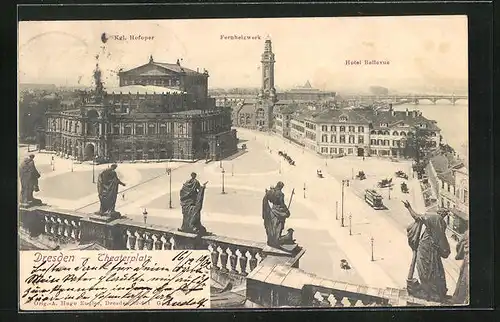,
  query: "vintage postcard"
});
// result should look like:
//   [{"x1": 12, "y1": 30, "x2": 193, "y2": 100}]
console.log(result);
[{"x1": 18, "y1": 16, "x2": 469, "y2": 310}]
